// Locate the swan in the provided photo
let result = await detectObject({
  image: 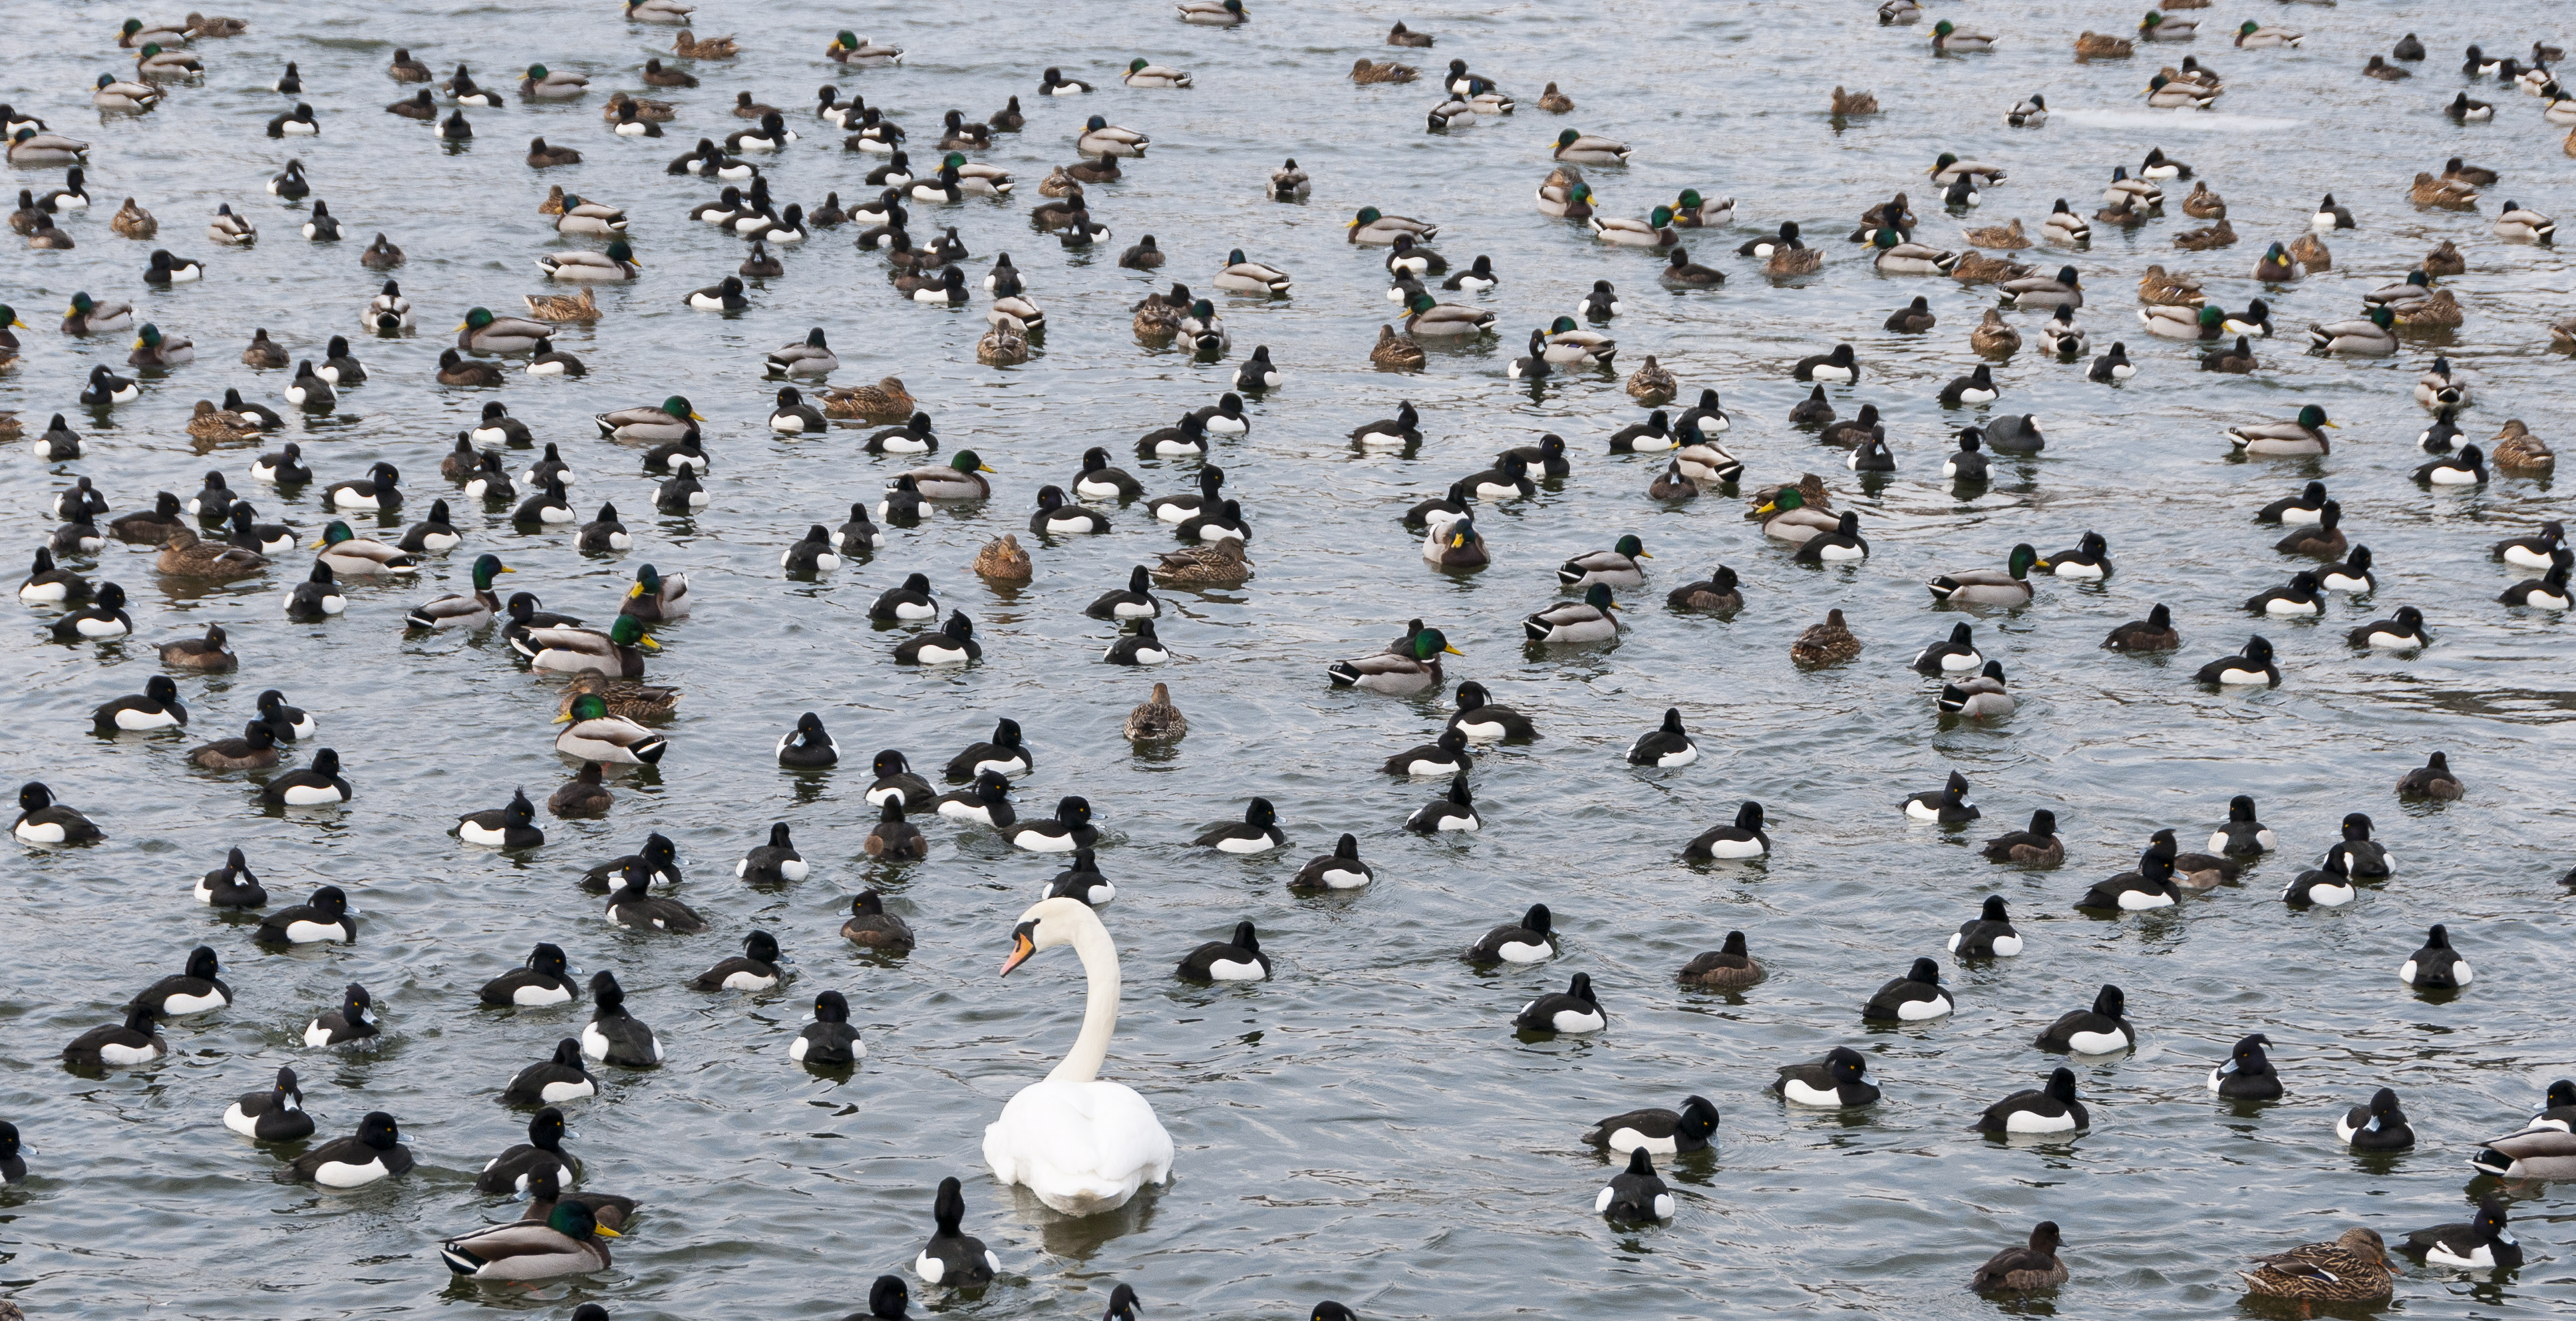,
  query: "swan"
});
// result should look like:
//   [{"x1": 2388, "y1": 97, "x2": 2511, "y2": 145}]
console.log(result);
[{"x1": 982, "y1": 898, "x2": 1176, "y2": 1215}]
